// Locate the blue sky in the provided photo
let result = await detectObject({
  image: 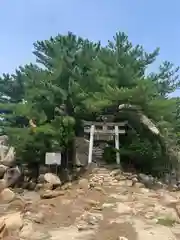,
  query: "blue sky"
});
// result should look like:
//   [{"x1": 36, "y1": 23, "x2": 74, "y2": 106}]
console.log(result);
[{"x1": 0, "y1": 0, "x2": 179, "y2": 80}]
